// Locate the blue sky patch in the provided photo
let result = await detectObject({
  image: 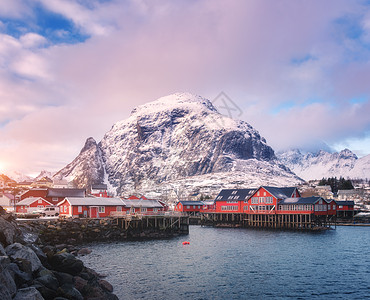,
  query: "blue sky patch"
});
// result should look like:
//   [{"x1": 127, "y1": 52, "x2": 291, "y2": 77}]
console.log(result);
[{"x1": 0, "y1": 3, "x2": 89, "y2": 45}]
